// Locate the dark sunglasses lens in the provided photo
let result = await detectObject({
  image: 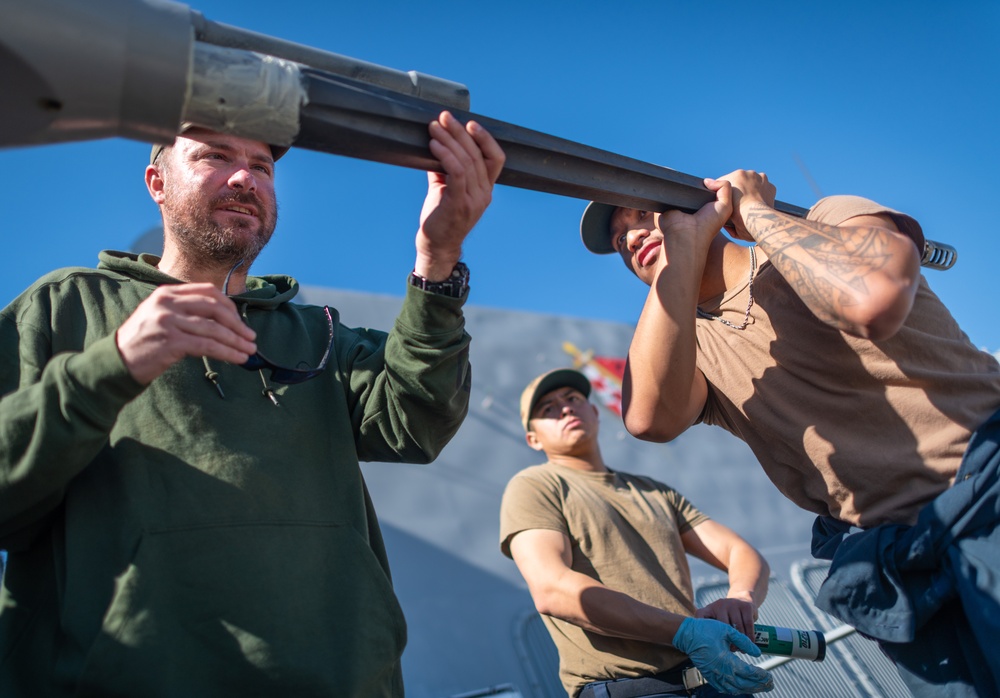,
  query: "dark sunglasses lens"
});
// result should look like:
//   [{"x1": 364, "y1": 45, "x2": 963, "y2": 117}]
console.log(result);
[
  {"x1": 241, "y1": 354, "x2": 268, "y2": 371},
  {"x1": 267, "y1": 367, "x2": 325, "y2": 385},
  {"x1": 240, "y1": 352, "x2": 323, "y2": 385}
]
